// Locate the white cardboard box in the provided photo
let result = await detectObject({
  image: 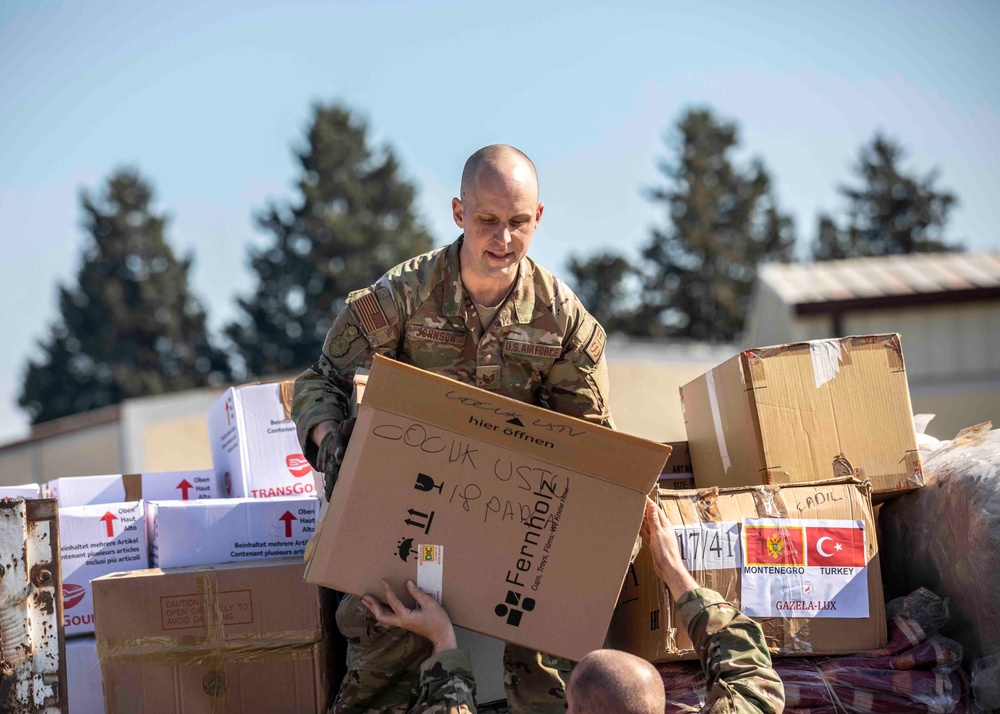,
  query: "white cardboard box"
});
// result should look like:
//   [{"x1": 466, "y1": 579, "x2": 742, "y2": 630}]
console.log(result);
[
  {"x1": 0, "y1": 482, "x2": 41, "y2": 498},
  {"x1": 147, "y1": 496, "x2": 319, "y2": 568},
  {"x1": 47, "y1": 470, "x2": 224, "y2": 506},
  {"x1": 206, "y1": 382, "x2": 320, "y2": 500},
  {"x1": 60, "y1": 501, "x2": 147, "y2": 636},
  {"x1": 66, "y1": 636, "x2": 104, "y2": 714}
]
